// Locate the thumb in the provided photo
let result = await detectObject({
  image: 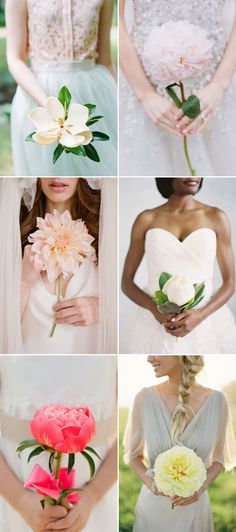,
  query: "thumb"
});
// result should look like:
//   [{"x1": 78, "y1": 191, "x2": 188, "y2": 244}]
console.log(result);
[{"x1": 61, "y1": 498, "x2": 74, "y2": 510}]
